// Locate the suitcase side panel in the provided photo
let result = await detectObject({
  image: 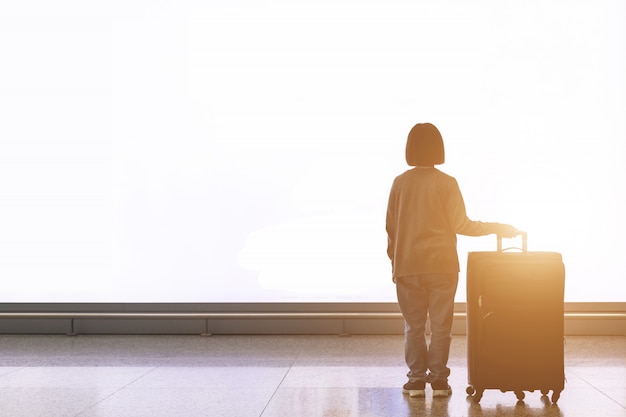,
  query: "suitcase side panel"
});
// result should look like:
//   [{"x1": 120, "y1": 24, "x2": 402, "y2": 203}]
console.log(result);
[{"x1": 466, "y1": 251, "x2": 565, "y2": 392}]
